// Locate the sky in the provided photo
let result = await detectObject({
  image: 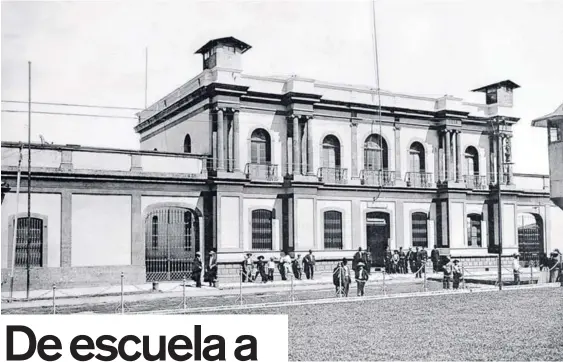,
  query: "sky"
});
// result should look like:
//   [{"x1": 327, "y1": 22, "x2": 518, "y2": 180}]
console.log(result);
[{"x1": 1, "y1": 0, "x2": 562, "y2": 174}]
